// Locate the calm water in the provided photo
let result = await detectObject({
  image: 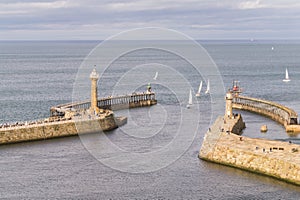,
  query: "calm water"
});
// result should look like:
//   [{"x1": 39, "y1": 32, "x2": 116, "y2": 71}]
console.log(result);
[{"x1": 0, "y1": 41, "x2": 300, "y2": 199}]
